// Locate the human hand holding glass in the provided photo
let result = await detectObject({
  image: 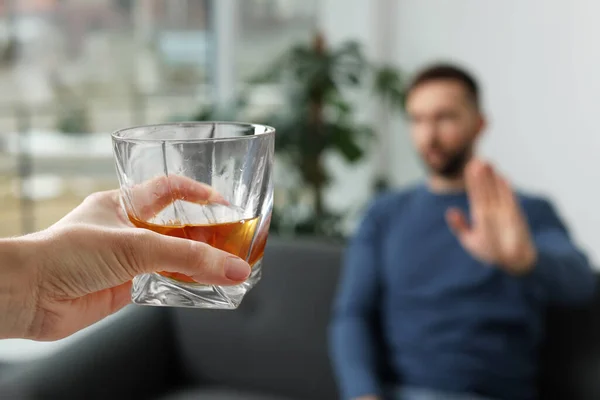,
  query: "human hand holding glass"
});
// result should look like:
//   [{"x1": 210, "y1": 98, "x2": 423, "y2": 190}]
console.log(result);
[
  {"x1": 0, "y1": 181, "x2": 251, "y2": 340},
  {"x1": 112, "y1": 122, "x2": 275, "y2": 309}
]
